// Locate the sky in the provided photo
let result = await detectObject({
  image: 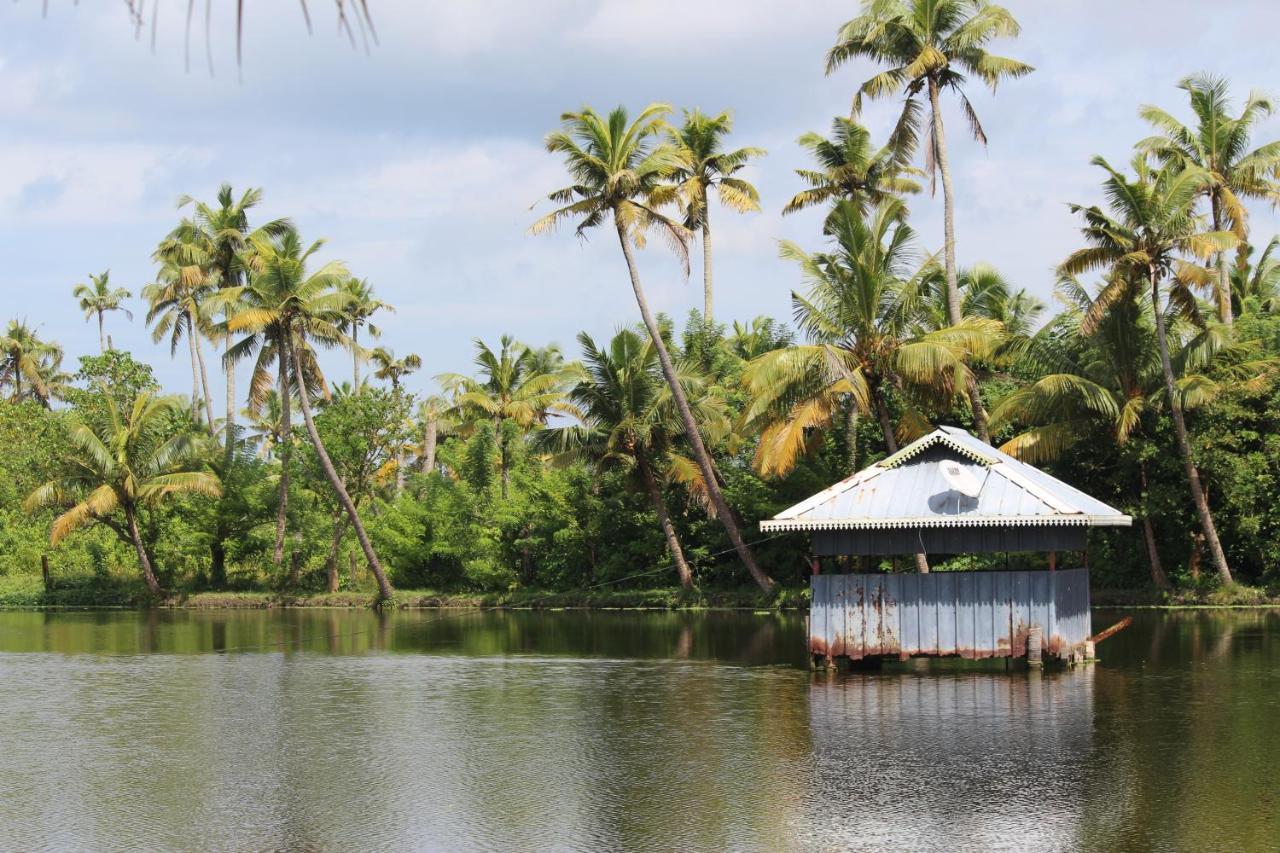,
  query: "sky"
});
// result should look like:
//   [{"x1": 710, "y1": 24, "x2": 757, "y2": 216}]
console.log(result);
[{"x1": 3, "y1": 0, "x2": 1279, "y2": 404}]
